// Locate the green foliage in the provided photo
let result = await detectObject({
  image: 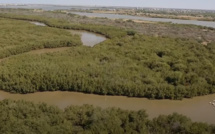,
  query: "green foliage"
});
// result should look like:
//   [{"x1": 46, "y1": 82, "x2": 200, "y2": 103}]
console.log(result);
[
  {"x1": 0, "y1": 100, "x2": 214, "y2": 134},
  {"x1": 0, "y1": 100, "x2": 73, "y2": 134},
  {"x1": 0, "y1": 10, "x2": 215, "y2": 100},
  {"x1": 0, "y1": 33, "x2": 215, "y2": 99},
  {"x1": 0, "y1": 18, "x2": 81, "y2": 58},
  {"x1": 150, "y1": 113, "x2": 215, "y2": 134},
  {"x1": 0, "y1": 9, "x2": 214, "y2": 133},
  {"x1": 0, "y1": 13, "x2": 127, "y2": 38},
  {"x1": 126, "y1": 30, "x2": 136, "y2": 36},
  {"x1": 1, "y1": 9, "x2": 215, "y2": 43}
]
